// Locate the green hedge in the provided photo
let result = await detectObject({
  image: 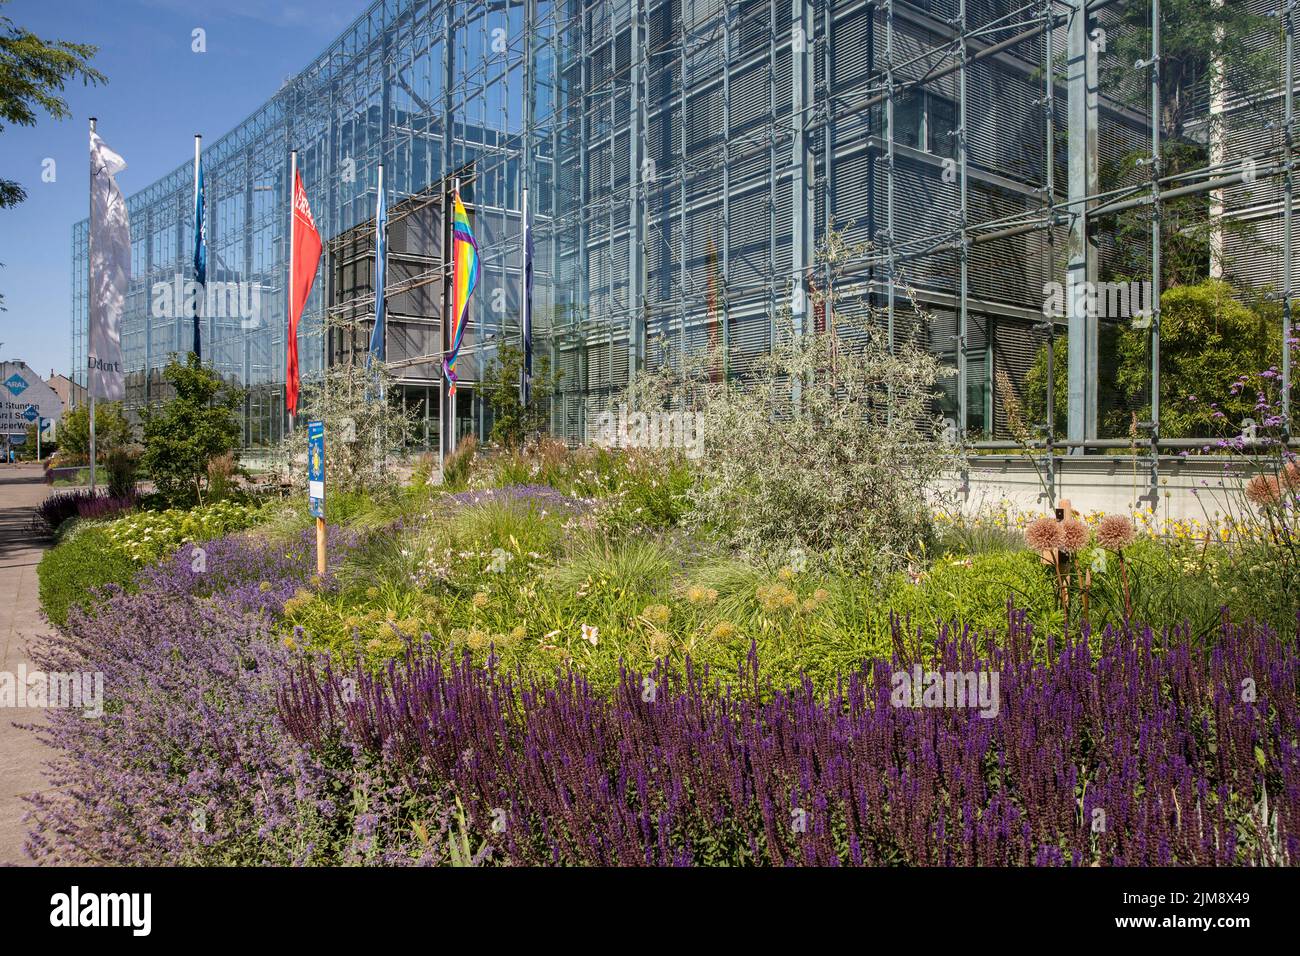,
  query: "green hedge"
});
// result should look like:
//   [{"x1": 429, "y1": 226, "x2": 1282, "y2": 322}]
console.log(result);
[{"x1": 37, "y1": 524, "x2": 137, "y2": 628}]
